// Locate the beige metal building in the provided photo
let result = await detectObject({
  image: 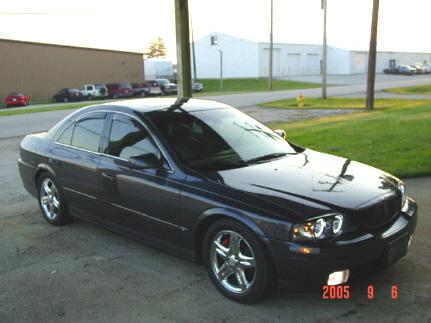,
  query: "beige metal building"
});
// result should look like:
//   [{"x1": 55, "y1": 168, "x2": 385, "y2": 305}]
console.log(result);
[{"x1": 0, "y1": 38, "x2": 144, "y2": 100}]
